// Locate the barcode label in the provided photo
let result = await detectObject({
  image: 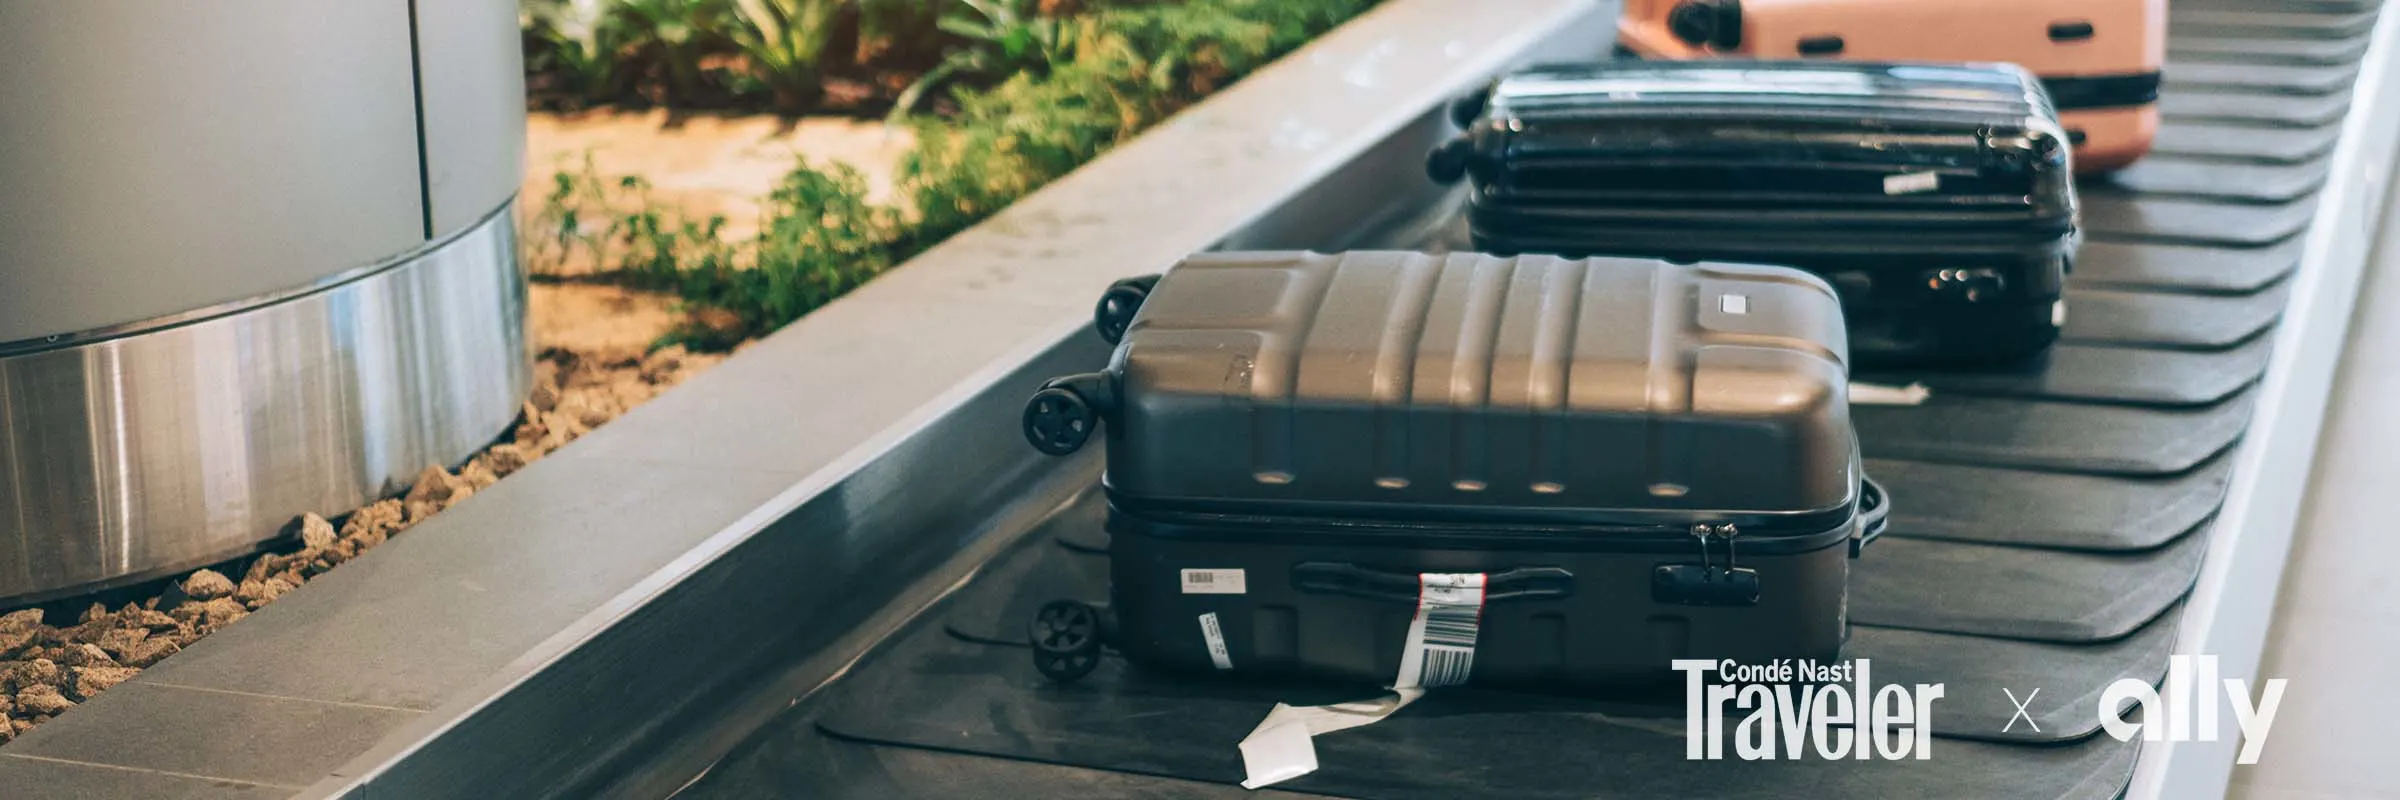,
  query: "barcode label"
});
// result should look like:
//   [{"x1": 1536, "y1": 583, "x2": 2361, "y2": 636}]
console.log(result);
[
  {"x1": 1421, "y1": 605, "x2": 1479, "y2": 649},
  {"x1": 1419, "y1": 647, "x2": 1474, "y2": 687},
  {"x1": 1181, "y1": 568, "x2": 1247, "y2": 595},
  {"x1": 1883, "y1": 171, "x2": 1940, "y2": 195},
  {"x1": 1394, "y1": 573, "x2": 1486, "y2": 689}
]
